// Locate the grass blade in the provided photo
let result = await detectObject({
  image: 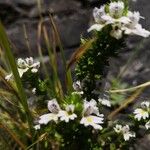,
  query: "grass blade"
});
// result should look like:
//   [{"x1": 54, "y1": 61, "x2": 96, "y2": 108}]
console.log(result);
[
  {"x1": 49, "y1": 14, "x2": 73, "y2": 93},
  {"x1": 0, "y1": 22, "x2": 33, "y2": 134}
]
